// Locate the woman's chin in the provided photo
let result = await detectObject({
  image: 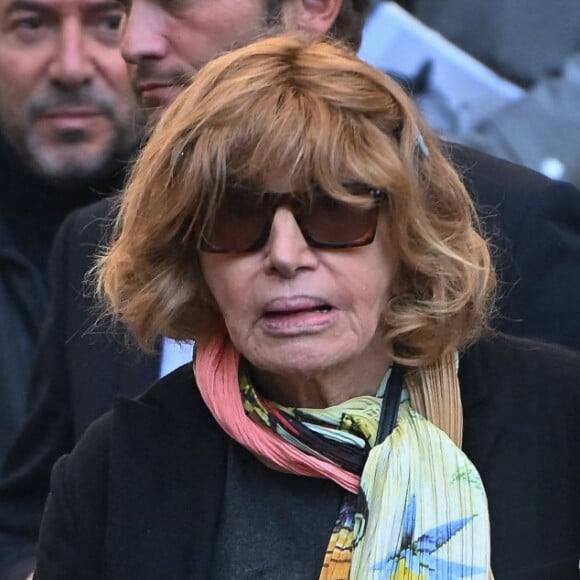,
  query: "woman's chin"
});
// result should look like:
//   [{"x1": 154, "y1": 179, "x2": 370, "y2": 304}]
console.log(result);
[
  {"x1": 246, "y1": 339, "x2": 338, "y2": 374},
  {"x1": 243, "y1": 335, "x2": 375, "y2": 384}
]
